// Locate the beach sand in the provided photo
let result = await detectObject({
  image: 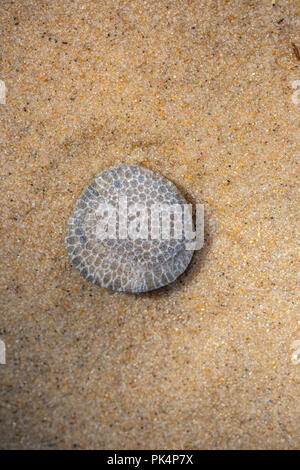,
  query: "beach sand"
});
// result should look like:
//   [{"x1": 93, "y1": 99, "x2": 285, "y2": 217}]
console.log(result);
[{"x1": 0, "y1": 0, "x2": 299, "y2": 449}]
